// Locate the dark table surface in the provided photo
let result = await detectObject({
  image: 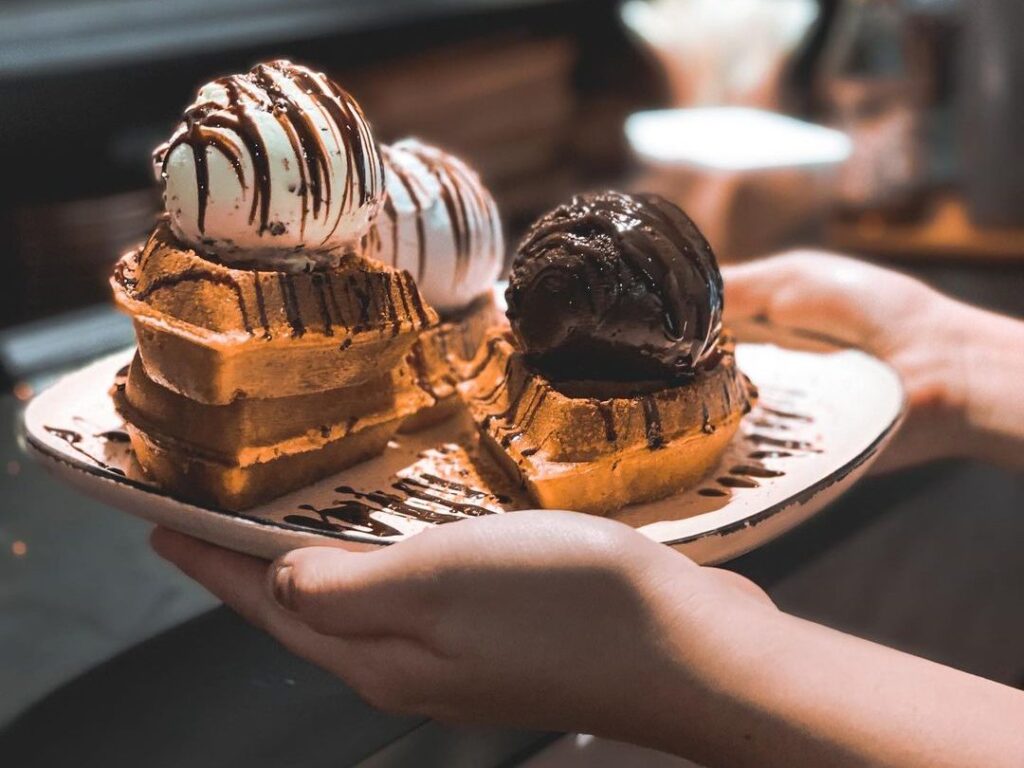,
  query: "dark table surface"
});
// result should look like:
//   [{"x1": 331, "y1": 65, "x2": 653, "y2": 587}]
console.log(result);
[{"x1": 1, "y1": 257, "x2": 1022, "y2": 766}]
